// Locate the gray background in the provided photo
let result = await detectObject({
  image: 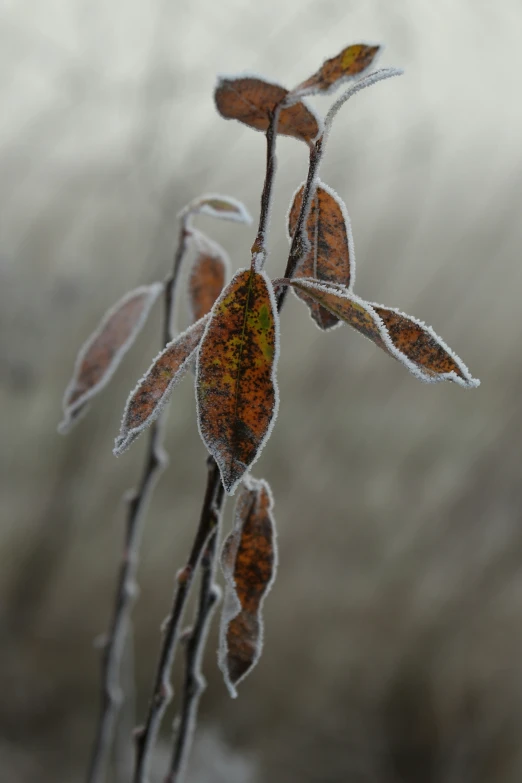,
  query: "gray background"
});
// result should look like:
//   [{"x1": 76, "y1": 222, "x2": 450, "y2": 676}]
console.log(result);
[{"x1": 2, "y1": 1, "x2": 522, "y2": 780}]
